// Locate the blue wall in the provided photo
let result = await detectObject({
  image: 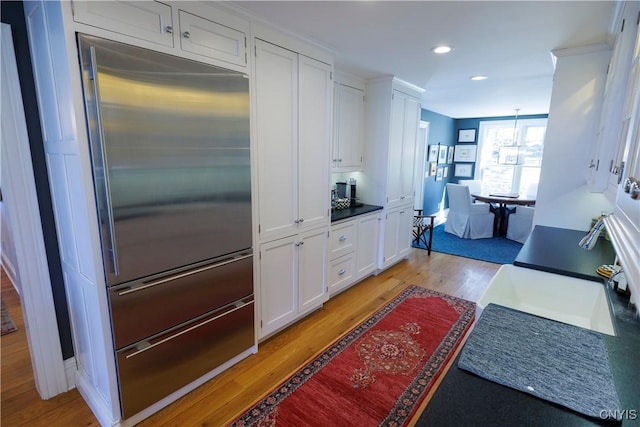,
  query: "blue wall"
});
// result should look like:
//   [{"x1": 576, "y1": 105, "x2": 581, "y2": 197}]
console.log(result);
[
  {"x1": 420, "y1": 110, "x2": 455, "y2": 215},
  {"x1": 420, "y1": 111, "x2": 548, "y2": 215}
]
